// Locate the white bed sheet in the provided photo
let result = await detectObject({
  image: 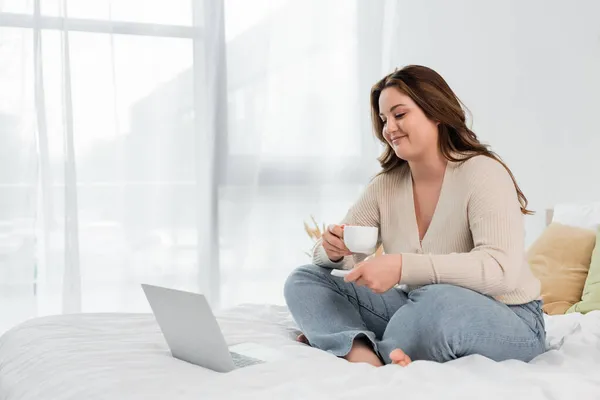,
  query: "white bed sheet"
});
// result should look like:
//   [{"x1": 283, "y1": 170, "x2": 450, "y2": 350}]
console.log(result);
[{"x1": 1, "y1": 305, "x2": 599, "y2": 400}]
